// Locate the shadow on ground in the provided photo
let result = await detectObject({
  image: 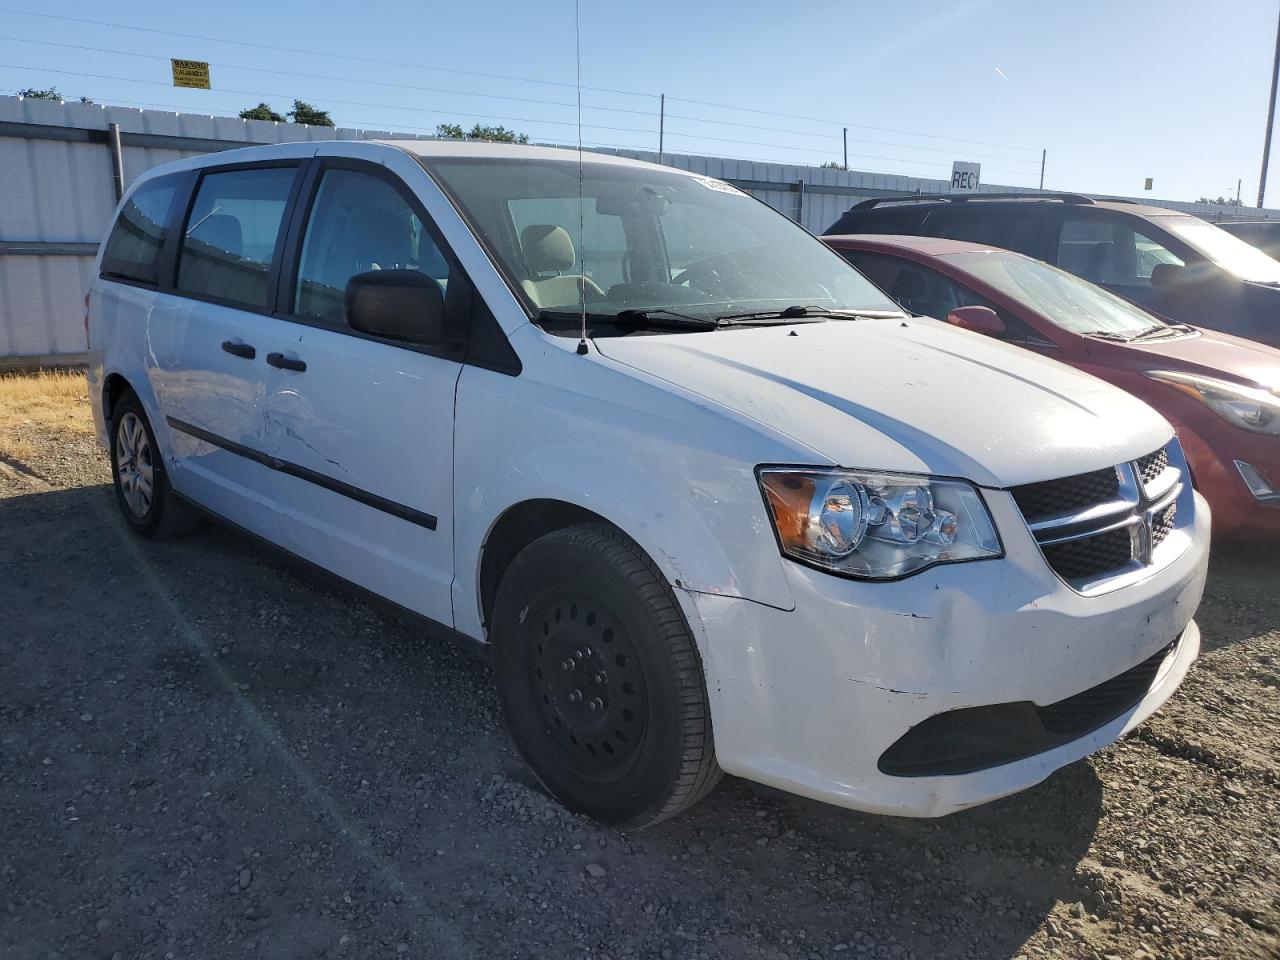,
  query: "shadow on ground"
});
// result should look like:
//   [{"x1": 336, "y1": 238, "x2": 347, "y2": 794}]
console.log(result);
[{"x1": 1, "y1": 484, "x2": 1104, "y2": 959}]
